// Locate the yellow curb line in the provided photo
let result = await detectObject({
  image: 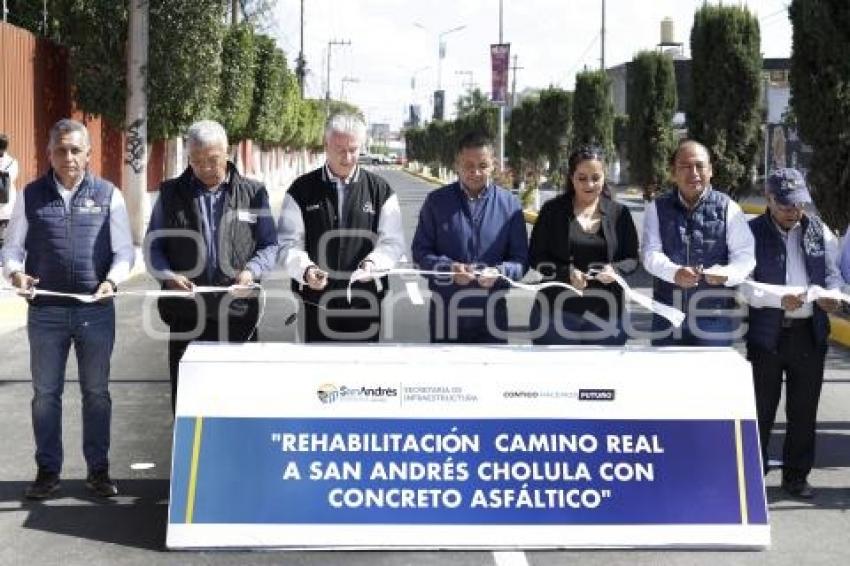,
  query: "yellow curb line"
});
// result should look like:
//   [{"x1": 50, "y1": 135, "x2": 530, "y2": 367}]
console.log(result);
[
  {"x1": 403, "y1": 168, "x2": 443, "y2": 186},
  {"x1": 740, "y1": 202, "x2": 766, "y2": 215},
  {"x1": 829, "y1": 314, "x2": 850, "y2": 347}
]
